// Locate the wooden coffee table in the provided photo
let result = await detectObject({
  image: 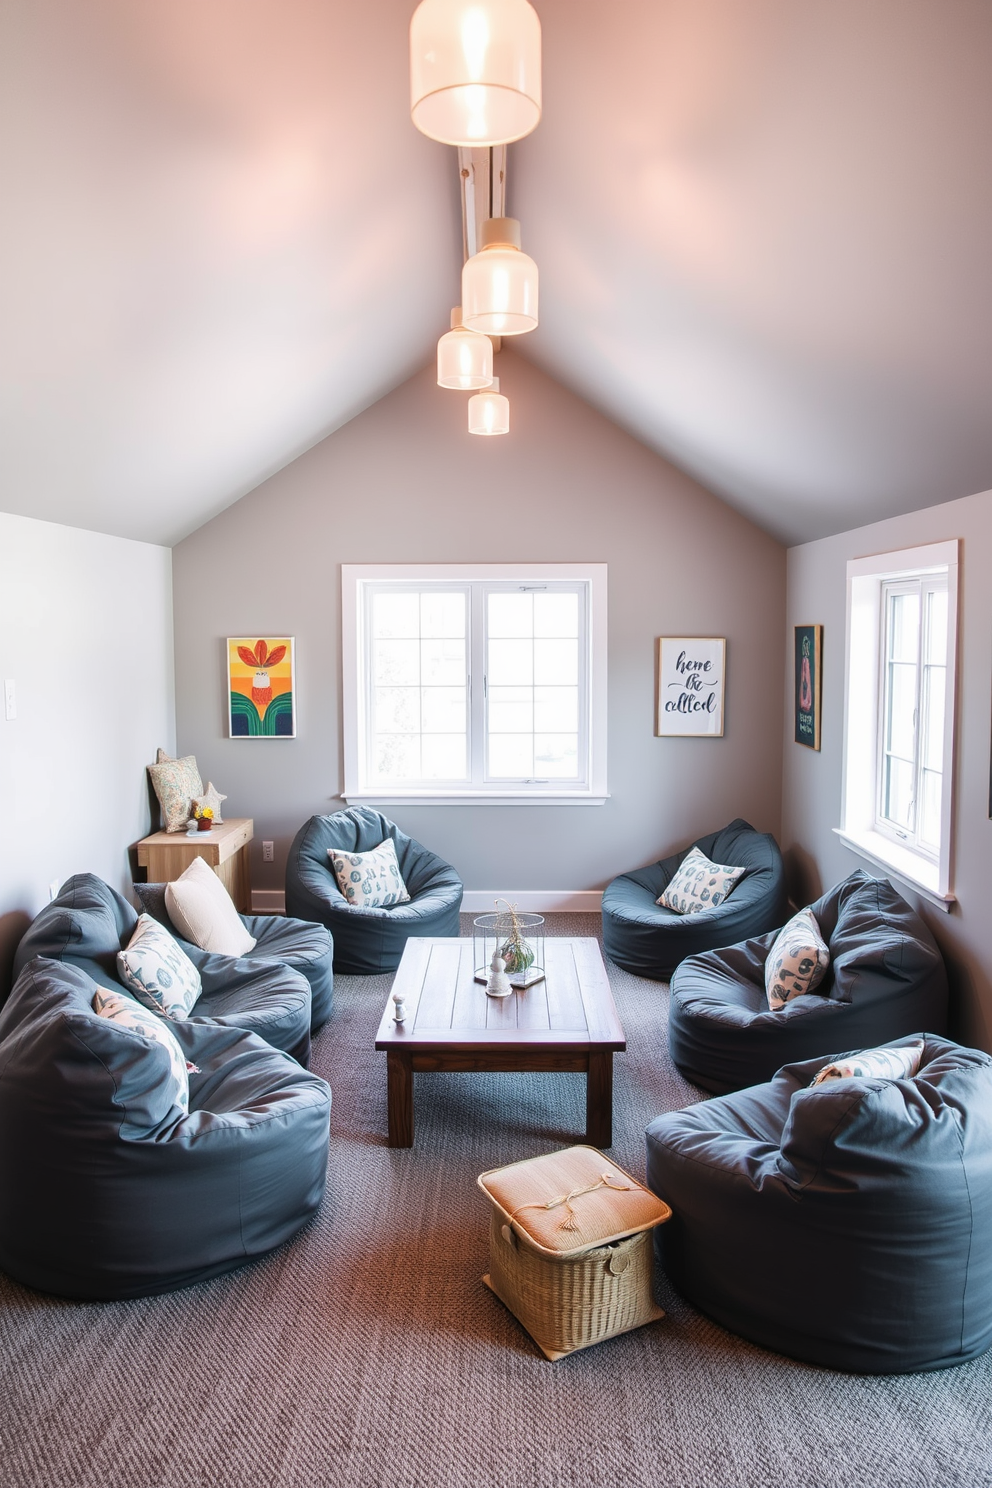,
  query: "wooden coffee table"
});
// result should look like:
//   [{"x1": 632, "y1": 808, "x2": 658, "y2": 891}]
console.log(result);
[{"x1": 374, "y1": 937, "x2": 625, "y2": 1149}]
